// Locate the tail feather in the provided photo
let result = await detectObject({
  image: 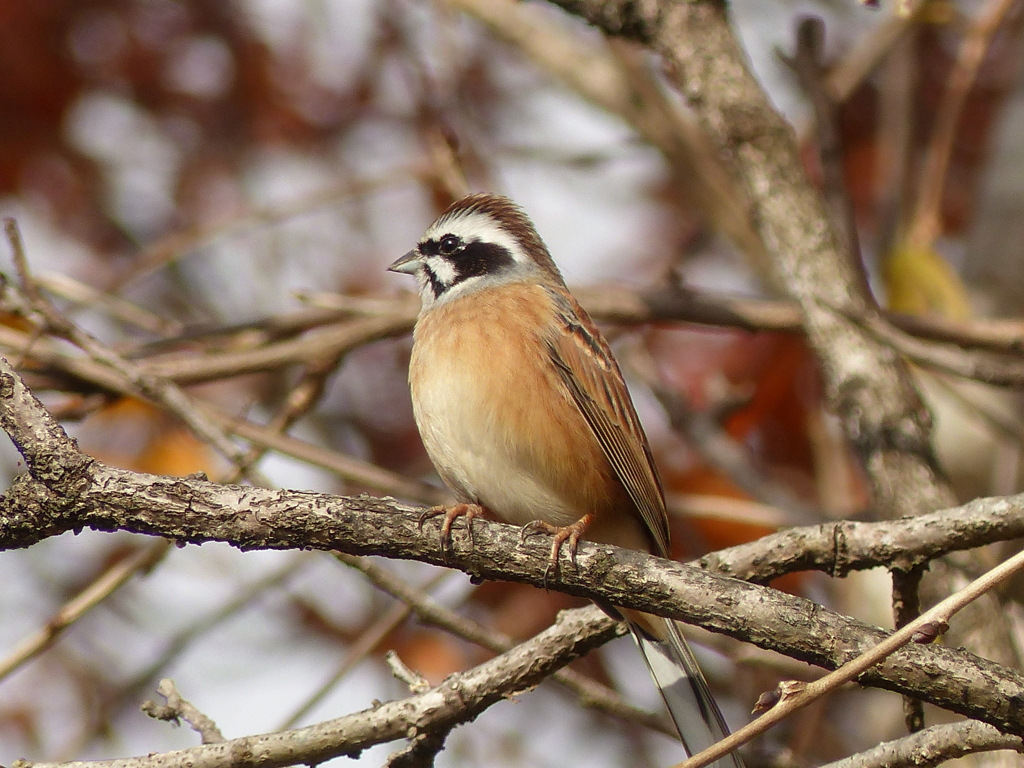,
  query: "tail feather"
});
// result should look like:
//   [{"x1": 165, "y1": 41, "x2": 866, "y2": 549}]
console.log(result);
[{"x1": 630, "y1": 618, "x2": 744, "y2": 768}]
